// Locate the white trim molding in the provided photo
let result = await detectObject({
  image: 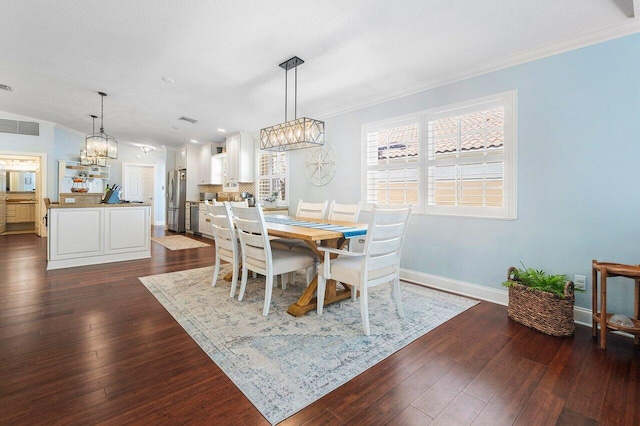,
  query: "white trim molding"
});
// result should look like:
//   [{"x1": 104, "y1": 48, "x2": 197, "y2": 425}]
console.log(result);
[{"x1": 400, "y1": 268, "x2": 593, "y2": 328}]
